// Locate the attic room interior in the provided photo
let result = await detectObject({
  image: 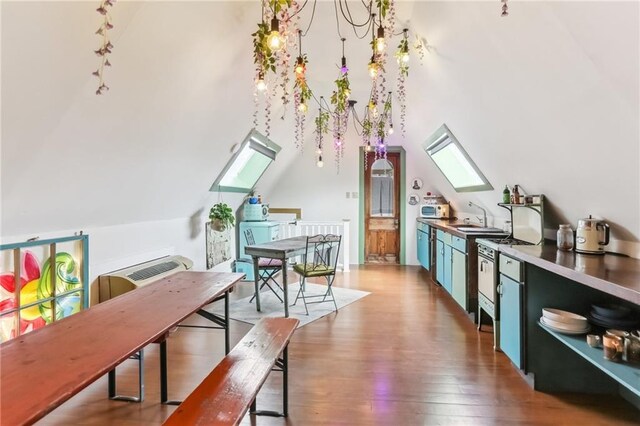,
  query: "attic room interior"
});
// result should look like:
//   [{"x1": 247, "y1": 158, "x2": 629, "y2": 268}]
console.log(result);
[{"x1": 1, "y1": 0, "x2": 639, "y2": 424}]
